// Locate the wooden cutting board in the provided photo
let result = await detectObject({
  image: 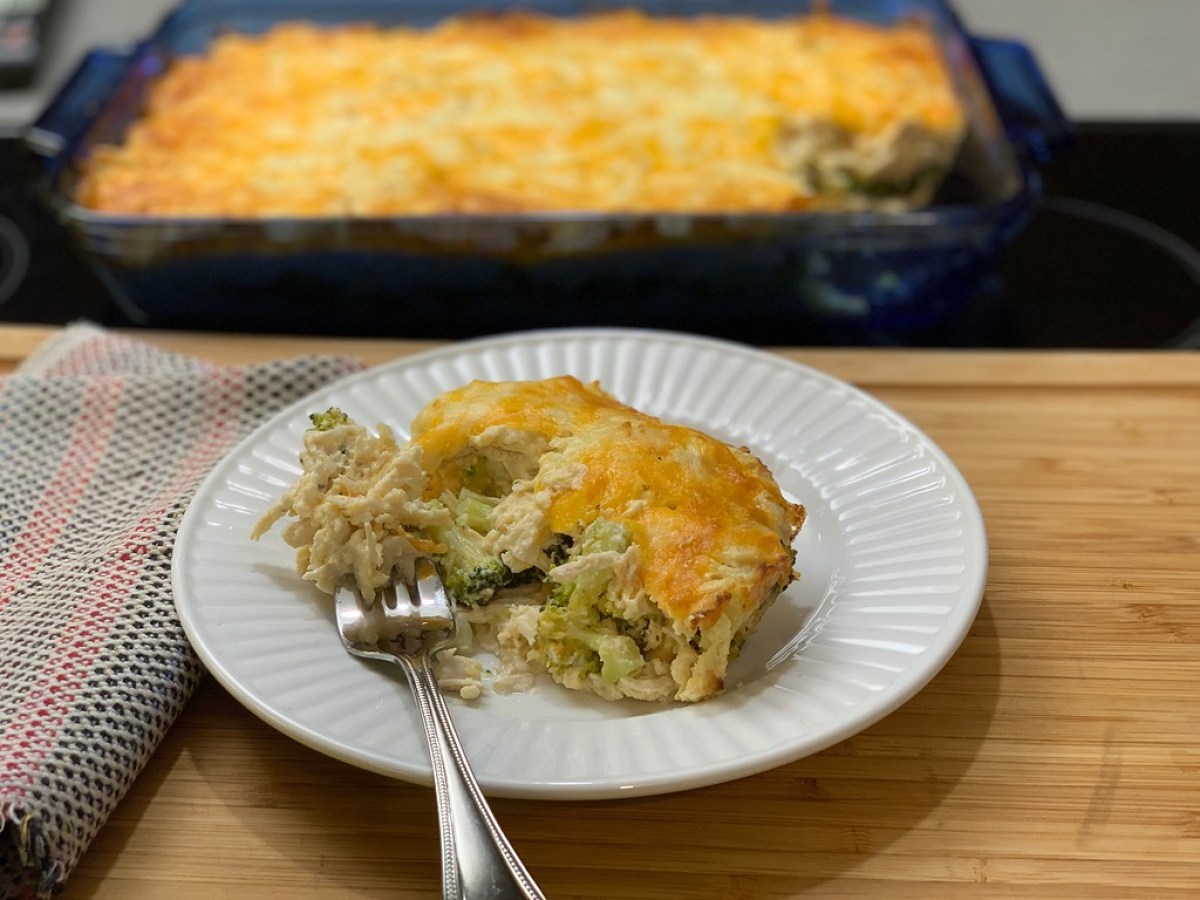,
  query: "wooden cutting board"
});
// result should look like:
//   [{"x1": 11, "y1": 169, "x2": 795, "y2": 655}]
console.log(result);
[{"x1": 4, "y1": 324, "x2": 1199, "y2": 899}]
